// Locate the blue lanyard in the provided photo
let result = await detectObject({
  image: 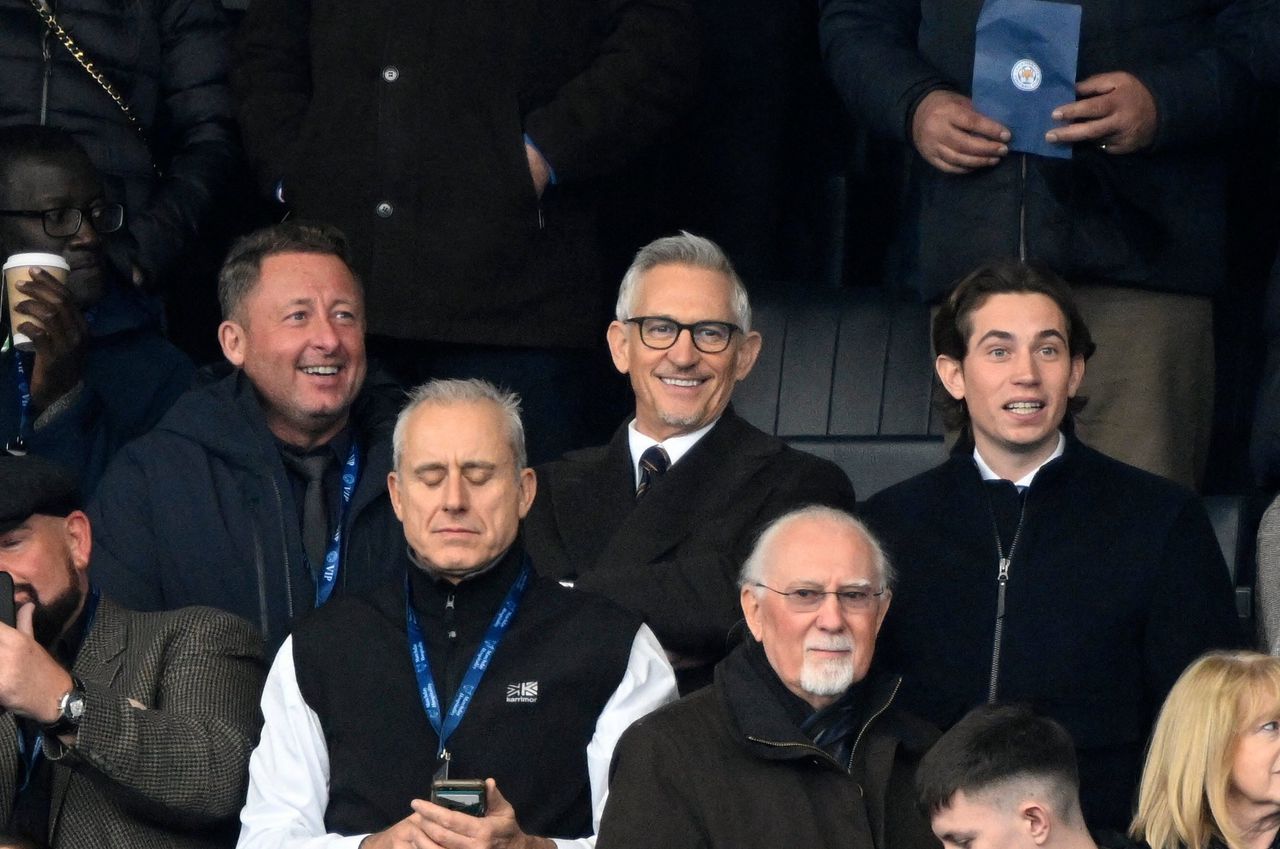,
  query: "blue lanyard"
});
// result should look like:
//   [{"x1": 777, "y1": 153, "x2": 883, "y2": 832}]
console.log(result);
[
  {"x1": 16, "y1": 586, "x2": 100, "y2": 793},
  {"x1": 405, "y1": 558, "x2": 532, "y2": 759},
  {"x1": 311, "y1": 442, "x2": 360, "y2": 608},
  {"x1": 8, "y1": 351, "x2": 32, "y2": 453}
]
